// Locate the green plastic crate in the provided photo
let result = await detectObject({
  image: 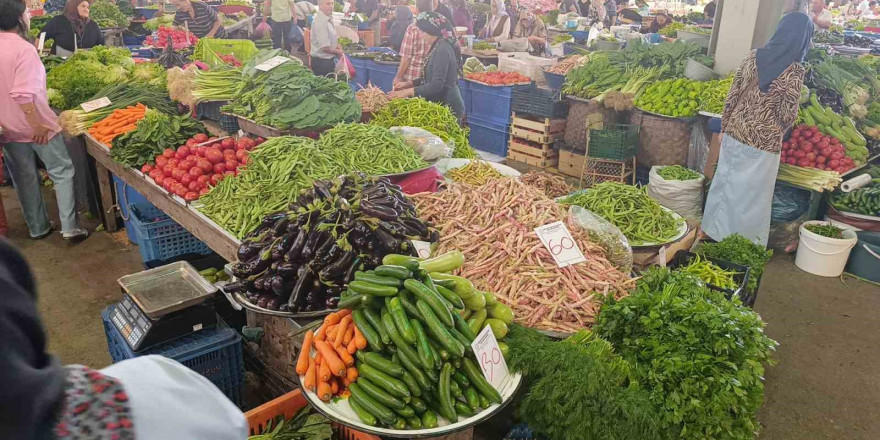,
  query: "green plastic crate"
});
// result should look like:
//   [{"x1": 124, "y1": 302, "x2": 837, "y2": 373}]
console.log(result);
[
  {"x1": 192, "y1": 38, "x2": 258, "y2": 67},
  {"x1": 588, "y1": 124, "x2": 639, "y2": 160}
]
